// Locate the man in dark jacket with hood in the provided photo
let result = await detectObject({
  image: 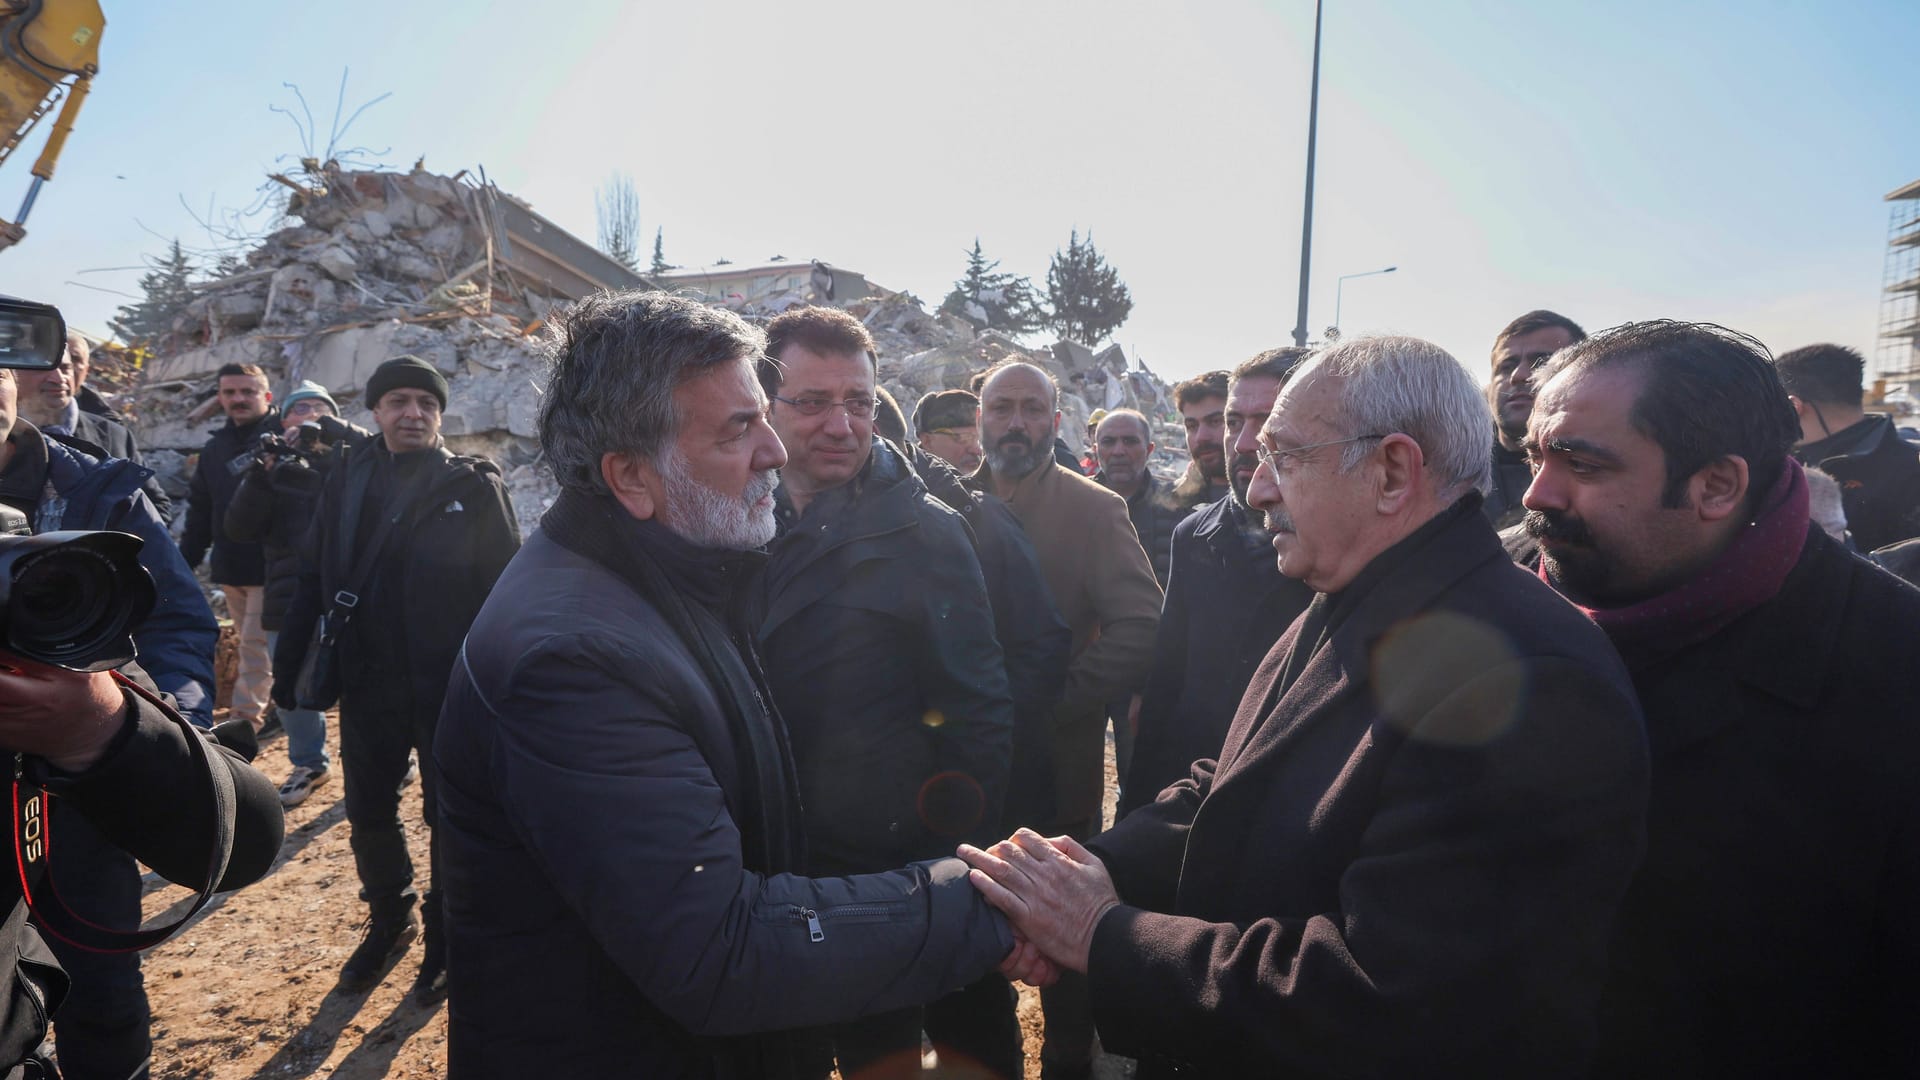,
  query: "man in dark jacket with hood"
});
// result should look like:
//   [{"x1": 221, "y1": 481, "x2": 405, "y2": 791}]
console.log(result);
[
  {"x1": 1, "y1": 364, "x2": 226, "y2": 1080},
  {"x1": 275, "y1": 356, "x2": 519, "y2": 1005},
  {"x1": 183, "y1": 362, "x2": 282, "y2": 732},
  {"x1": 436, "y1": 291, "x2": 1043, "y2": 1079},
  {"x1": 758, "y1": 307, "x2": 1018, "y2": 1079},
  {"x1": 1121, "y1": 347, "x2": 1313, "y2": 818},
  {"x1": 1522, "y1": 322, "x2": 1920, "y2": 1076},
  {"x1": 1774, "y1": 342, "x2": 1920, "y2": 551}
]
